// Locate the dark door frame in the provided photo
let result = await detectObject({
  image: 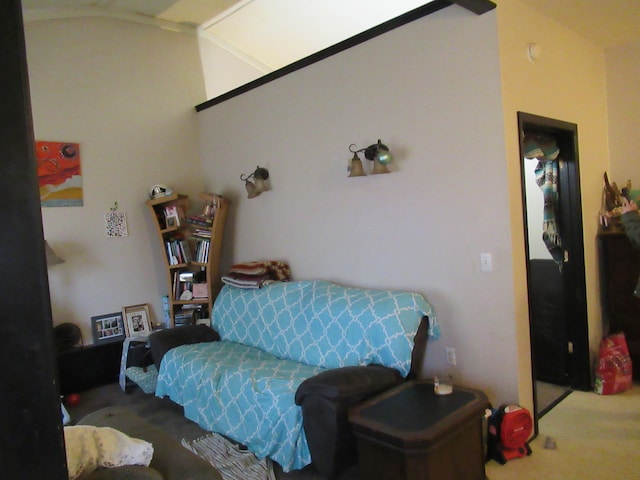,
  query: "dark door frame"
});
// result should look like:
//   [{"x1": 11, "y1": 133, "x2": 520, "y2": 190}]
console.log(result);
[
  {"x1": 0, "y1": 1, "x2": 67, "y2": 477},
  {"x1": 517, "y1": 112, "x2": 591, "y2": 429}
]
